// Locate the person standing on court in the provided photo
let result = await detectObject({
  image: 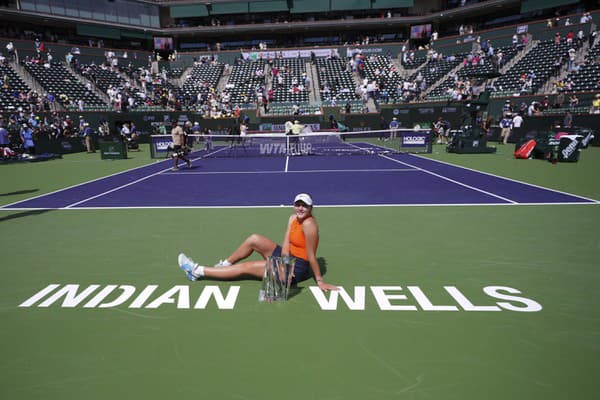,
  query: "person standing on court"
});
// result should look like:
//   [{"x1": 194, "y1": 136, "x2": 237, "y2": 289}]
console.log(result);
[
  {"x1": 20, "y1": 123, "x2": 35, "y2": 156},
  {"x1": 511, "y1": 113, "x2": 523, "y2": 139},
  {"x1": 83, "y1": 122, "x2": 95, "y2": 153},
  {"x1": 291, "y1": 120, "x2": 304, "y2": 134},
  {"x1": 388, "y1": 117, "x2": 399, "y2": 141},
  {"x1": 177, "y1": 193, "x2": 338, "y2": 292},
  {"x1": 0, "y1": 121, "x2": 10, "y2": 151},
  {"x1": 499, "y1": 113, "x2": 513, "y2": 144},
  {"x1": 239, "y1": 120, "x2": 249, "y2": 146},
  {"x1": 170, "y1": 120, "x2": 191, "y2": 171}
]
